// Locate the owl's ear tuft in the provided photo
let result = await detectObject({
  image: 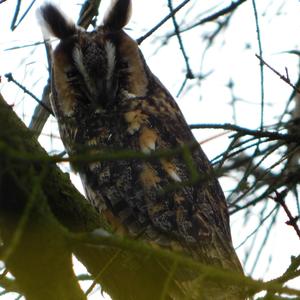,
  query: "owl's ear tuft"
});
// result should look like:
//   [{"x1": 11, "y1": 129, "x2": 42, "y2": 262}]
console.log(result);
[
  {"x1": 38, "y1": 3, "x2": 77, "y2": 40},
  {"x1": 103, "y1": 0, "x2": 132, "y2": 31}
]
